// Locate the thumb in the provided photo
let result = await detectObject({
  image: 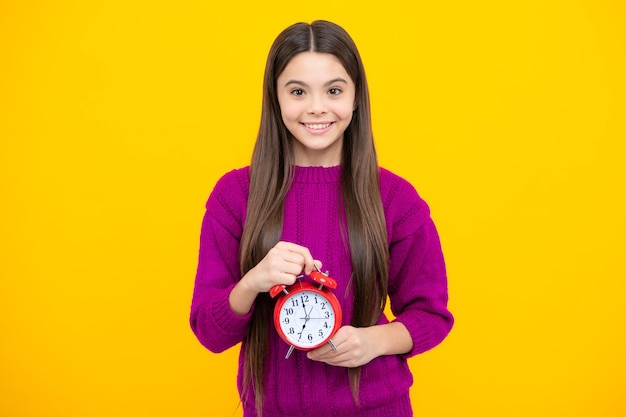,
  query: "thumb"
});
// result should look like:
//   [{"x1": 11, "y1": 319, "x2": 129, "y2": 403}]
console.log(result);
[{"x1": 304, "y1": 260, "x2": 323, "y2": 275}]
